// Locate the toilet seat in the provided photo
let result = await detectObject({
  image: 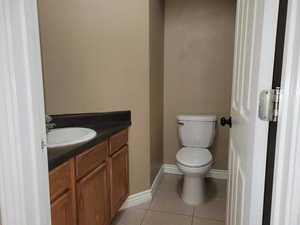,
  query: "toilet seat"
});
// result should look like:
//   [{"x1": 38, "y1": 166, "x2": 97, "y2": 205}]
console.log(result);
[{"x1": 176, "y1": 147, "x2": 213, "y2": 168}]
